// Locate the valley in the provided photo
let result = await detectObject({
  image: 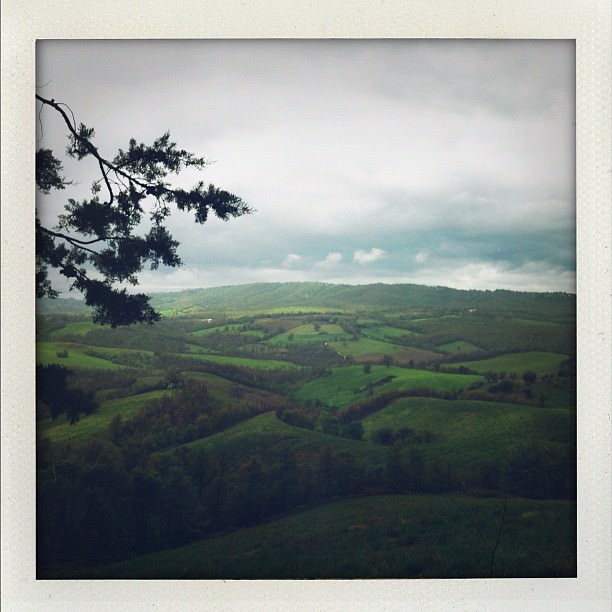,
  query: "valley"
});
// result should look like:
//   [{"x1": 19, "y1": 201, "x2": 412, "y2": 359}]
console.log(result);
[{"x1": 36, "y1": 282, "x2": 576, "y2": 578}]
